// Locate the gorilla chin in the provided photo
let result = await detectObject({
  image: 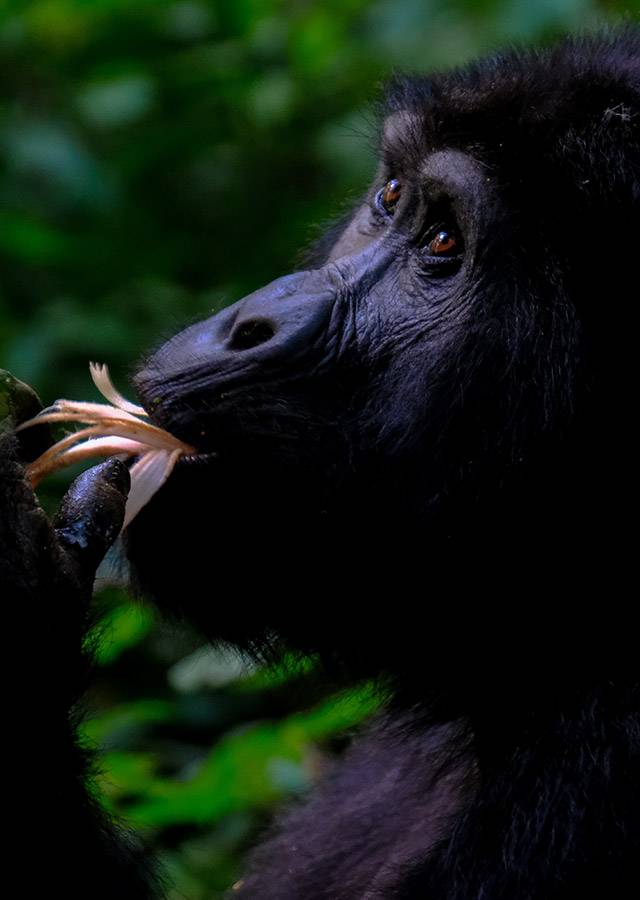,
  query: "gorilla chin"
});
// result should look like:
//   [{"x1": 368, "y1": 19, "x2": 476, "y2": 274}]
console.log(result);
[{"x1": 124, "y1": 29, "x2": 637, "y2": 696}]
